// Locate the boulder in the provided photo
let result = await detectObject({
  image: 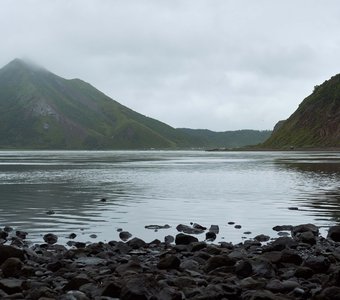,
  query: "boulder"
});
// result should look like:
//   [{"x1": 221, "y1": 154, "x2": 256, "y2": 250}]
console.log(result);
[
  {"x1": 157, "y1": 255, "x2": 180, "y2": 270},
  {"x1": 175, "y1": 233, "x2": 198, "y2": 245},
  {"x1": 1, "y1": 257, "x2": 23, "y2": 277},
  {"x1": 0, "y1": 245, "x2": 24, "y2": 264},
  {"x1": 291, "y1": 223, "x2": 319, "y2": 237},
  {"x1": 327, "y1": 226, "x2": 340, "y2": 242},
  {"x1": 43, "y1": 233, "x2": 58, "y2": 244}
]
